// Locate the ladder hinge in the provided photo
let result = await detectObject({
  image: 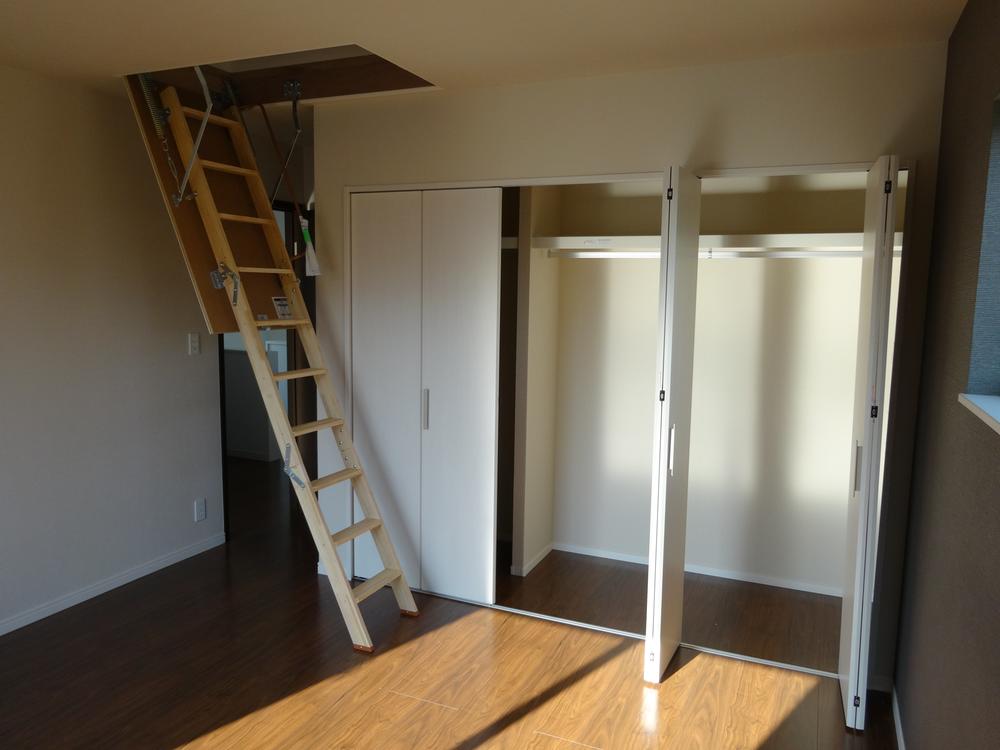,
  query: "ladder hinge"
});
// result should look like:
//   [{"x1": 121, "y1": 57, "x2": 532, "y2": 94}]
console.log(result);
[
  {"x1": 884, "y1": 180, "x2": 892, "y2": 194},
  {"x1": 210, "y1": 264, "x2": 240, "y2": 306},
  {"x1": 666, "y1": 187, "x2": 674, "y2": 200},
  {"x1": 853, "y1": 695, "x2": 861, "y2": 708},
  {"x1": 282, "y1": 444, "x2": 306, "y2": 489},
  {"x1": 871, "y1": 404, "x2": 879, "y2": 419},
  {"x1": 659, "y1": 389, "x2": 666, "y2": 402}
]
